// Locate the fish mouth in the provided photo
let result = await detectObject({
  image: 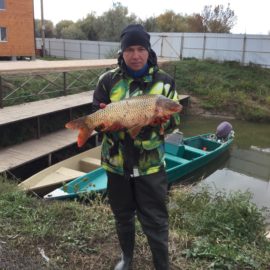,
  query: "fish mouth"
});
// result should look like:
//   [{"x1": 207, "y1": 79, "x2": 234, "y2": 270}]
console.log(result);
[{"x1": 171, "y1": 104, "x2": 182, "y2": 112}]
